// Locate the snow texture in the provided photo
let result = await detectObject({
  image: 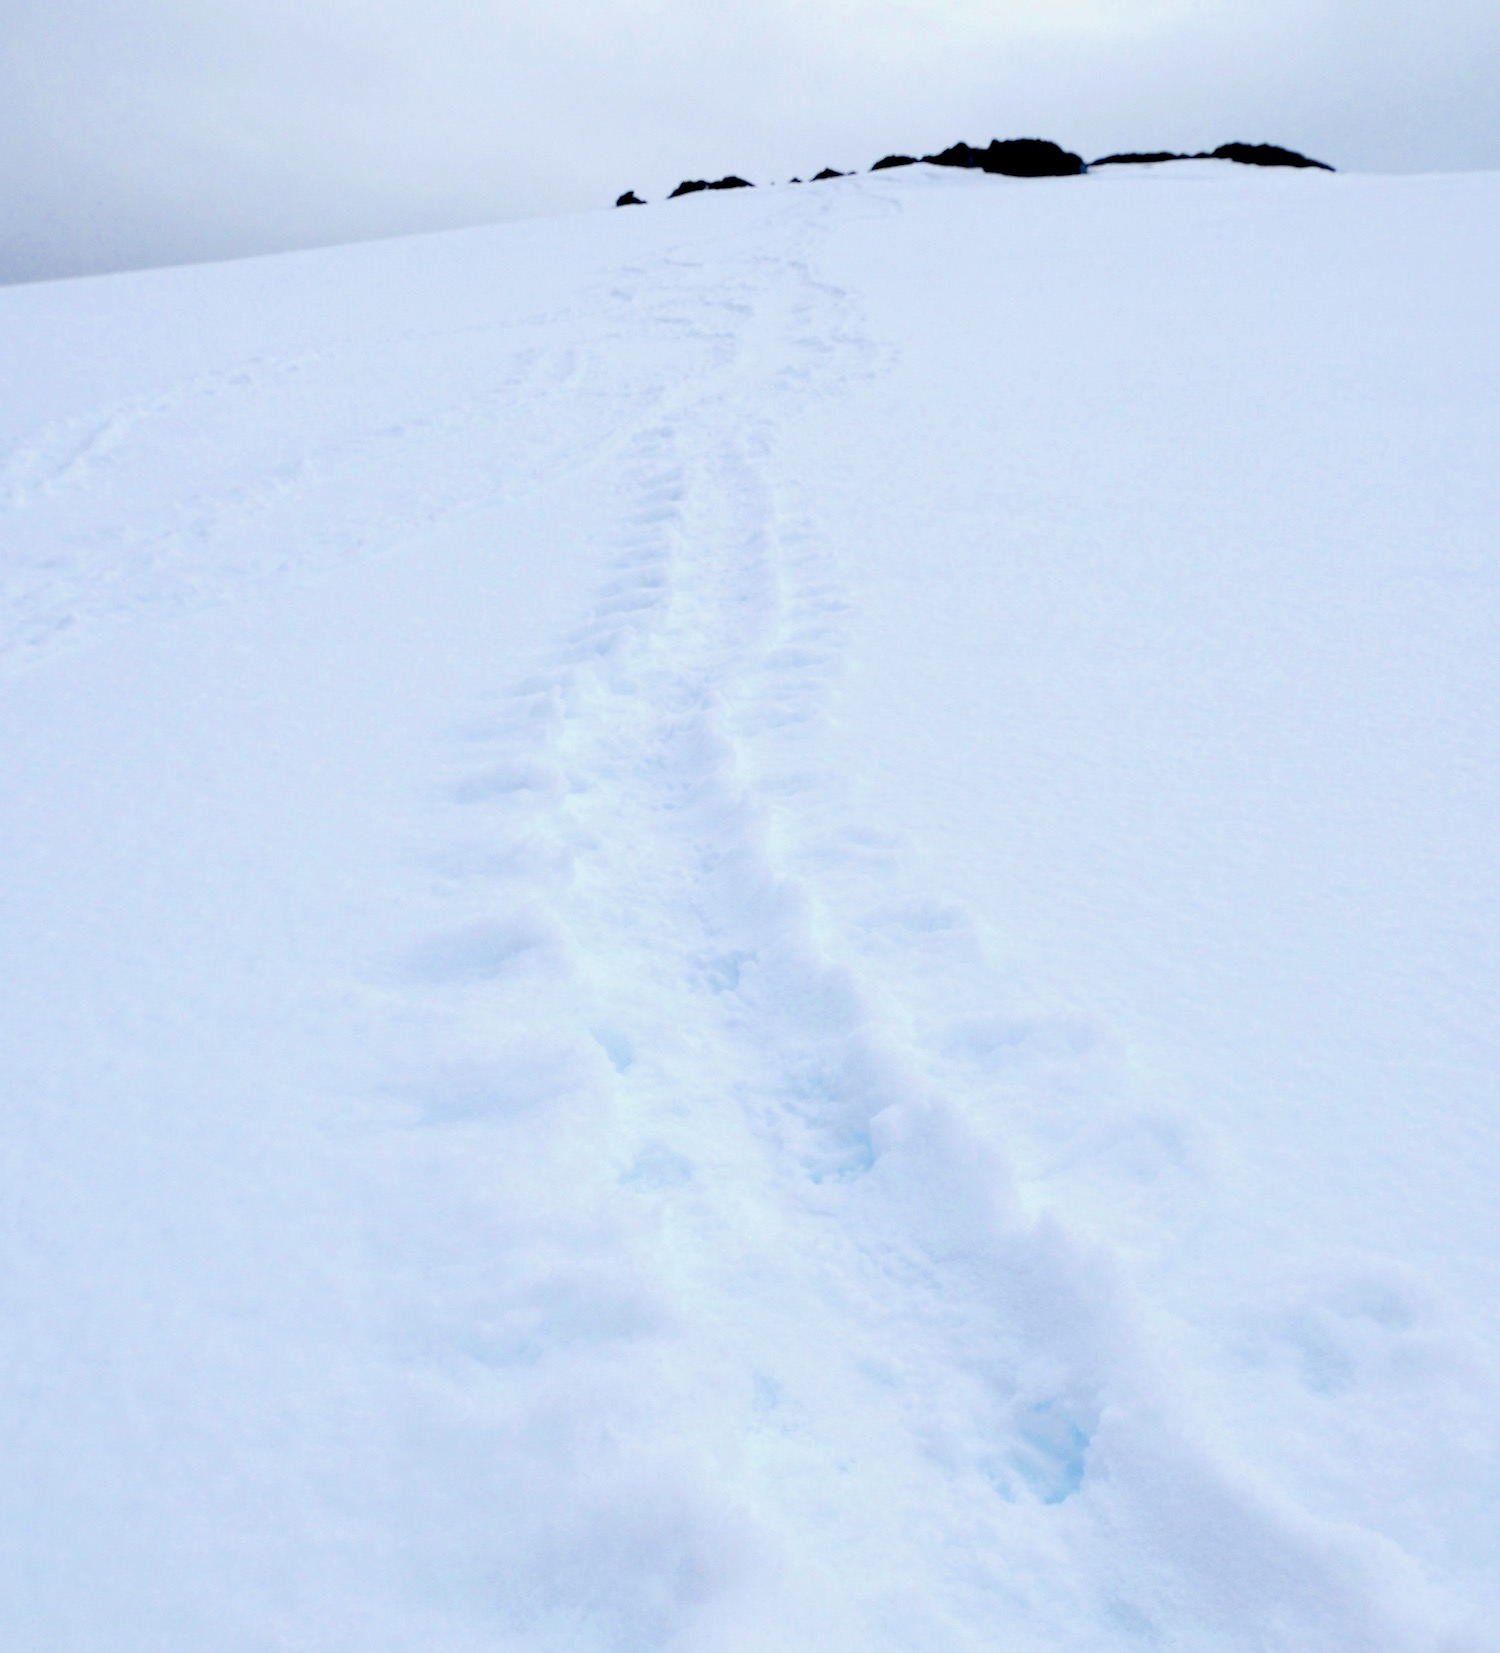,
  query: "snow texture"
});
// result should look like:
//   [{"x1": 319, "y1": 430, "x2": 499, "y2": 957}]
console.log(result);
[{"x1": 2, "y1": 161, "x2": 1498, "y2": 1651}]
